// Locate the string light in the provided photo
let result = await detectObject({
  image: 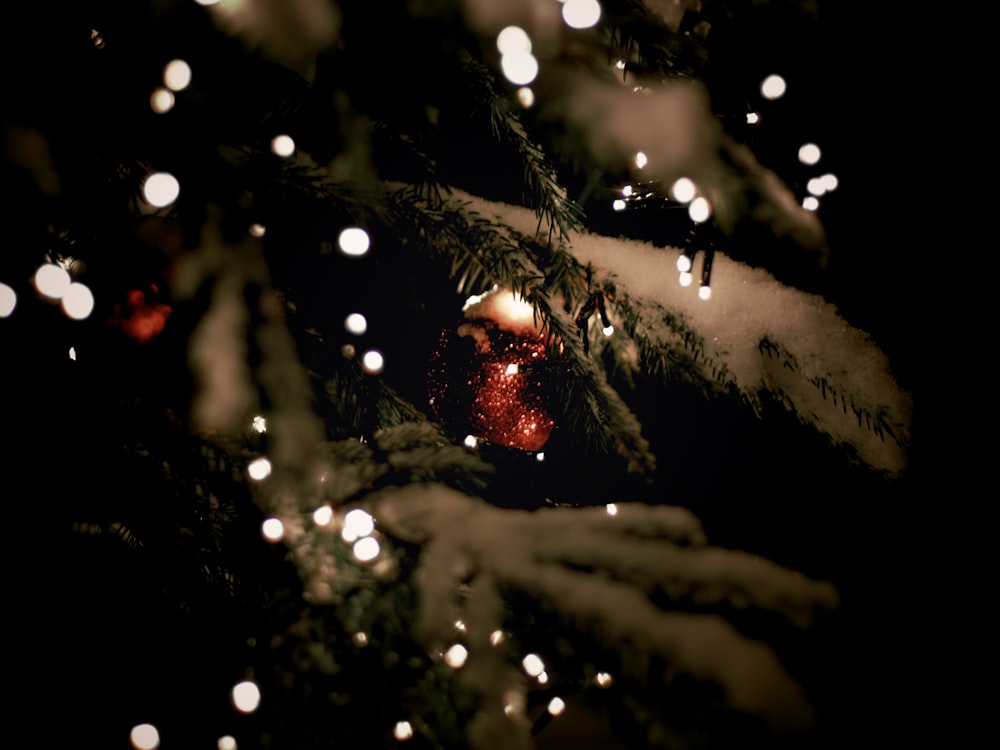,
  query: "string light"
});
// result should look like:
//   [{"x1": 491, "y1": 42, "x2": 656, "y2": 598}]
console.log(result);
[
  {"x1": 129, "y1": 723, "x2": 160, "y2": 750},
  {"x1": 595, "y1": 671, "x2": 613, "y2": 687},
  {"x1": 521, "y1": 653, "x2": 545, "y2": 677},
  {"x1": 337, "y1": 227, "x2": 370, "y2": 256},
  {"x1": 247, "y1": 456, "x2": 272, "y2": 480},
  {"x1": 249, "y1": 223, "x2": 266, "y2": 237},
  {"x1": 271, "y1": 134, "x2": 295, "y2": 157},
  {"x1": 670, "y1": 177, "x2": 696, "y2": 203},
  {"x1": 150, "y1": 87, "x2": 175, "y2": 113},
  {"x1": 163, "y1": 59, "x2": 192, "y2": 91},
  {"x1": 798, "y1": 143, "x2": 821, "y2": 165},
  {"x1": 141, "y1": 171, "x2": 180, "y2": 208},
  {"x1": 0, "y1": 282, "x2": 15, "y2": 317},
  {"x1": 361, "y1": 349, "x2": 384, "y2": 374},
  {"x1": 34, "y1": 263, "x2": 71, "y2": 299},
  {"x1": 561, "y1": 0, "x2": 602, "y2": 29},
  {"x1": 252, "y1": 415, "x2": 267, "y2": 433},
  {"x1": 261, "y1": 517, "x2": 284, "y2": 542},
  {"x1": 352, "y1": 536, "x2": 381, "y2": 562},
  {"x1": 444, "y1": 644, "x2": 468, "y2": 669},
  {"x1": 760, "y1": 73, "x2": 787, "y2": 100},
  {"x1": 217, "y1": 737, "x2": 237, "y2": 750},
  {"x1": 547, "y1": 697, "x2": 566, "y2": 715},
  {"x1": 688, "y1": 195, "x2": 712, "y2": 223},
  {"x1": 231, "y1": 680, "x2": 261, "y2": 714},
  {"x1": 605, "y1": 503, "x2": 618, "y2": 516},
  {"x1": 344, "y1": 312, "x2": 367, "y2": 335},
  {"x1": 312, "y1": 505, "x2": 333, "y2": 526},
  {"x1": 393, "y1": 721, "x2": 414, "y2": 741}
]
